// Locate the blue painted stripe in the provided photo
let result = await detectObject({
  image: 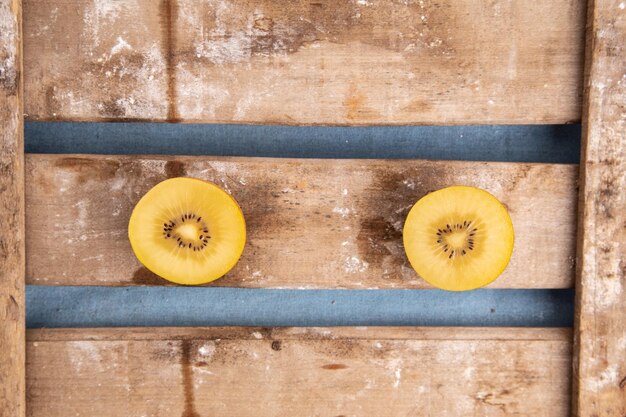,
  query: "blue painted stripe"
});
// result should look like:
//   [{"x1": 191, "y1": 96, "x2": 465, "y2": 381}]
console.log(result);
[
  {"x1": 25, "y1": 122, "x2": 580, "y2": 163},
  {"x1": 26, "y1": 287, "x2": 574, "y2": 328}
]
